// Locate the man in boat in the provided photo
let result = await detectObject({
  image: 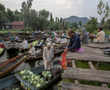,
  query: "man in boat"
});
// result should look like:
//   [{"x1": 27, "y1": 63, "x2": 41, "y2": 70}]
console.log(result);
[
  {"x1": 96, "y1": 27, "x2": 105, "y2": 43},
  {"x1": 28, "y1": 44, "x2": 36, "y2": 57},
  {"x1": 21, "y1": 39, "x2": 29, "y2": 52},
  {"x1": 64, "y1": 30, "x2": 81, "y2": 52},
  {"x1": 43, "y1": 42, "x2": 54, "y2": 70}
]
